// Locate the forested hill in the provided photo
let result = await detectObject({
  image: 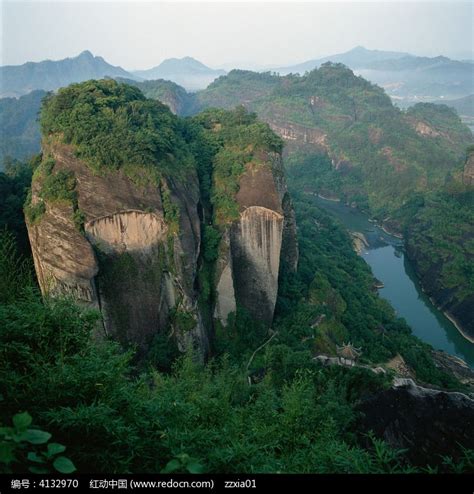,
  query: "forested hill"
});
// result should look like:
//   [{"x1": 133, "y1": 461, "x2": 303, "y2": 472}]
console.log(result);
[
  {"x1": 0, "y1": 90, "x2": 46, "y2": 165},
  {"x1": 169, "y1": 64, "x2": 472, "y2": 341},
  {"x1": 180, "y1": 64, "x2": 471, "y2": 216}
]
